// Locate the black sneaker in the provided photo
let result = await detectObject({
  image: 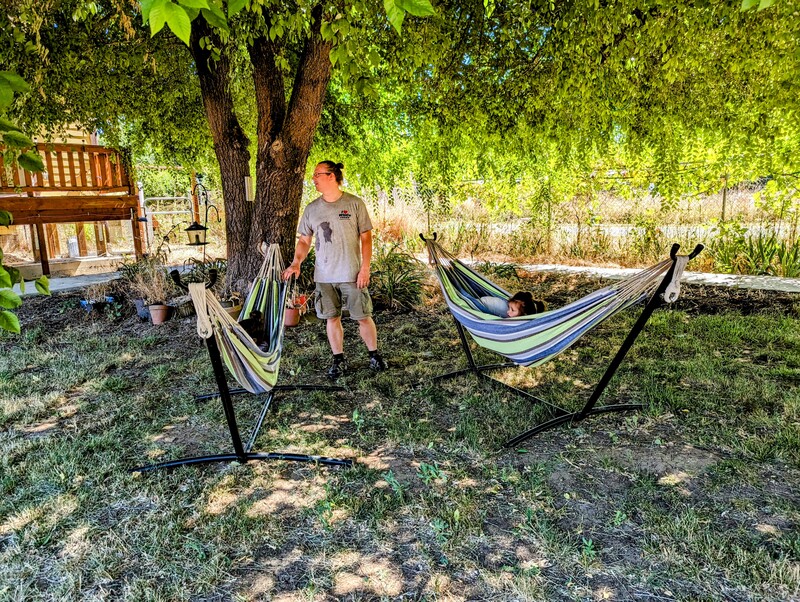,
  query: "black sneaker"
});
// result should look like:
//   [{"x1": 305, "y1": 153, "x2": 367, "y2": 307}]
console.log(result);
[
  {"x1": 369, "y1": 353, "x2": 388, "y2": 372},
  {"x1": 327, "y1": 357, "x2": 347, "y2": 379}
]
